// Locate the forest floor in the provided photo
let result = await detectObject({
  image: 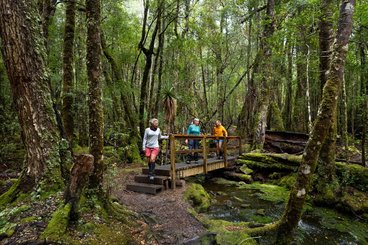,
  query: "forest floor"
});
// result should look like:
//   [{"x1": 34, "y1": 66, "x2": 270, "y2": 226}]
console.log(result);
[
  {"x1": 111, "y1": 163, "x2": 207, "y2": 244},
  {"x1": 0, "y1": 163, "x2": 206, "y2": 245}
]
